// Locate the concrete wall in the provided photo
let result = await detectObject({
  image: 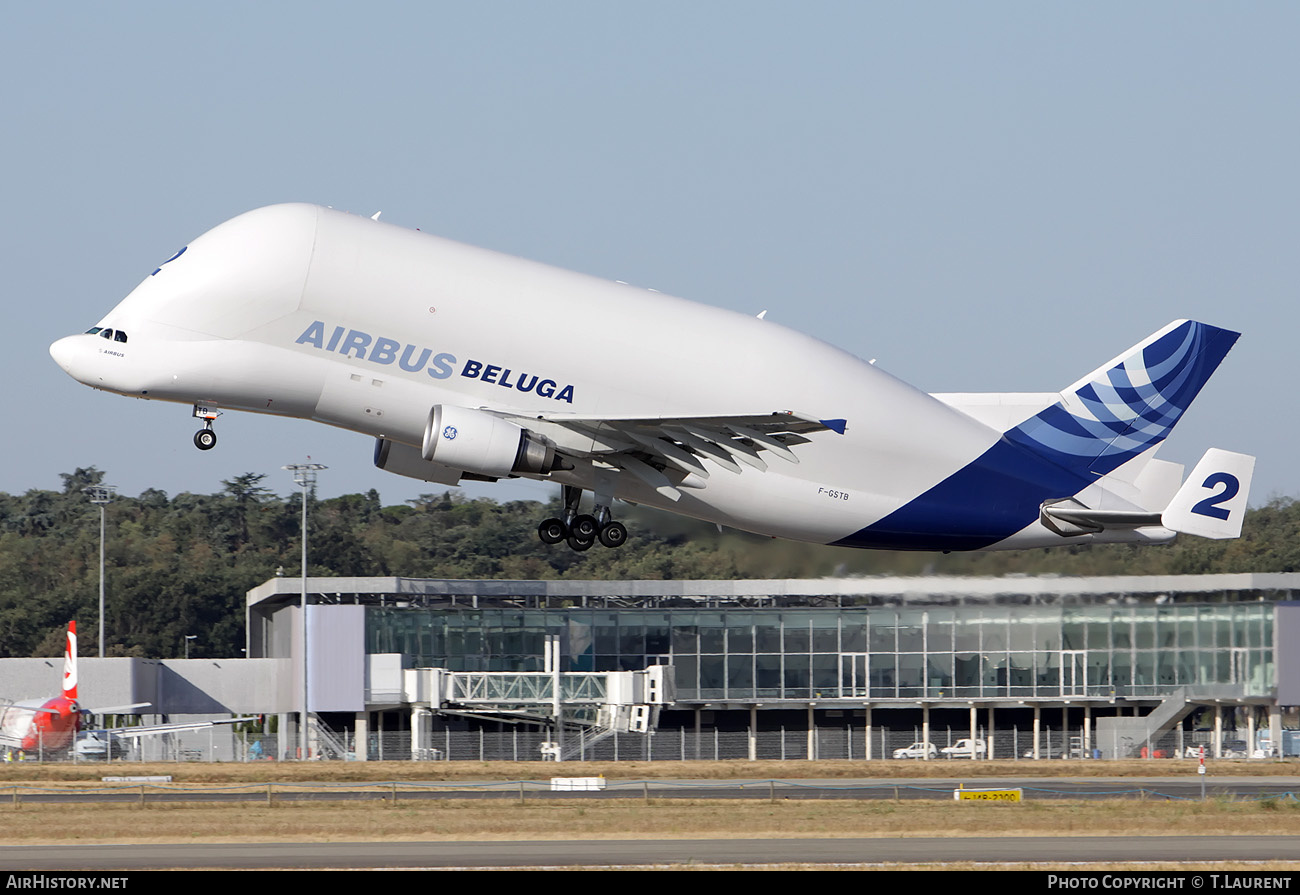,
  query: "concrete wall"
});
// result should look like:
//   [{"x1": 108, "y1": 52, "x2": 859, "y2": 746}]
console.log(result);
[{"x1": 0, "y1": 657, "x2": 292, "y2": 715}]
